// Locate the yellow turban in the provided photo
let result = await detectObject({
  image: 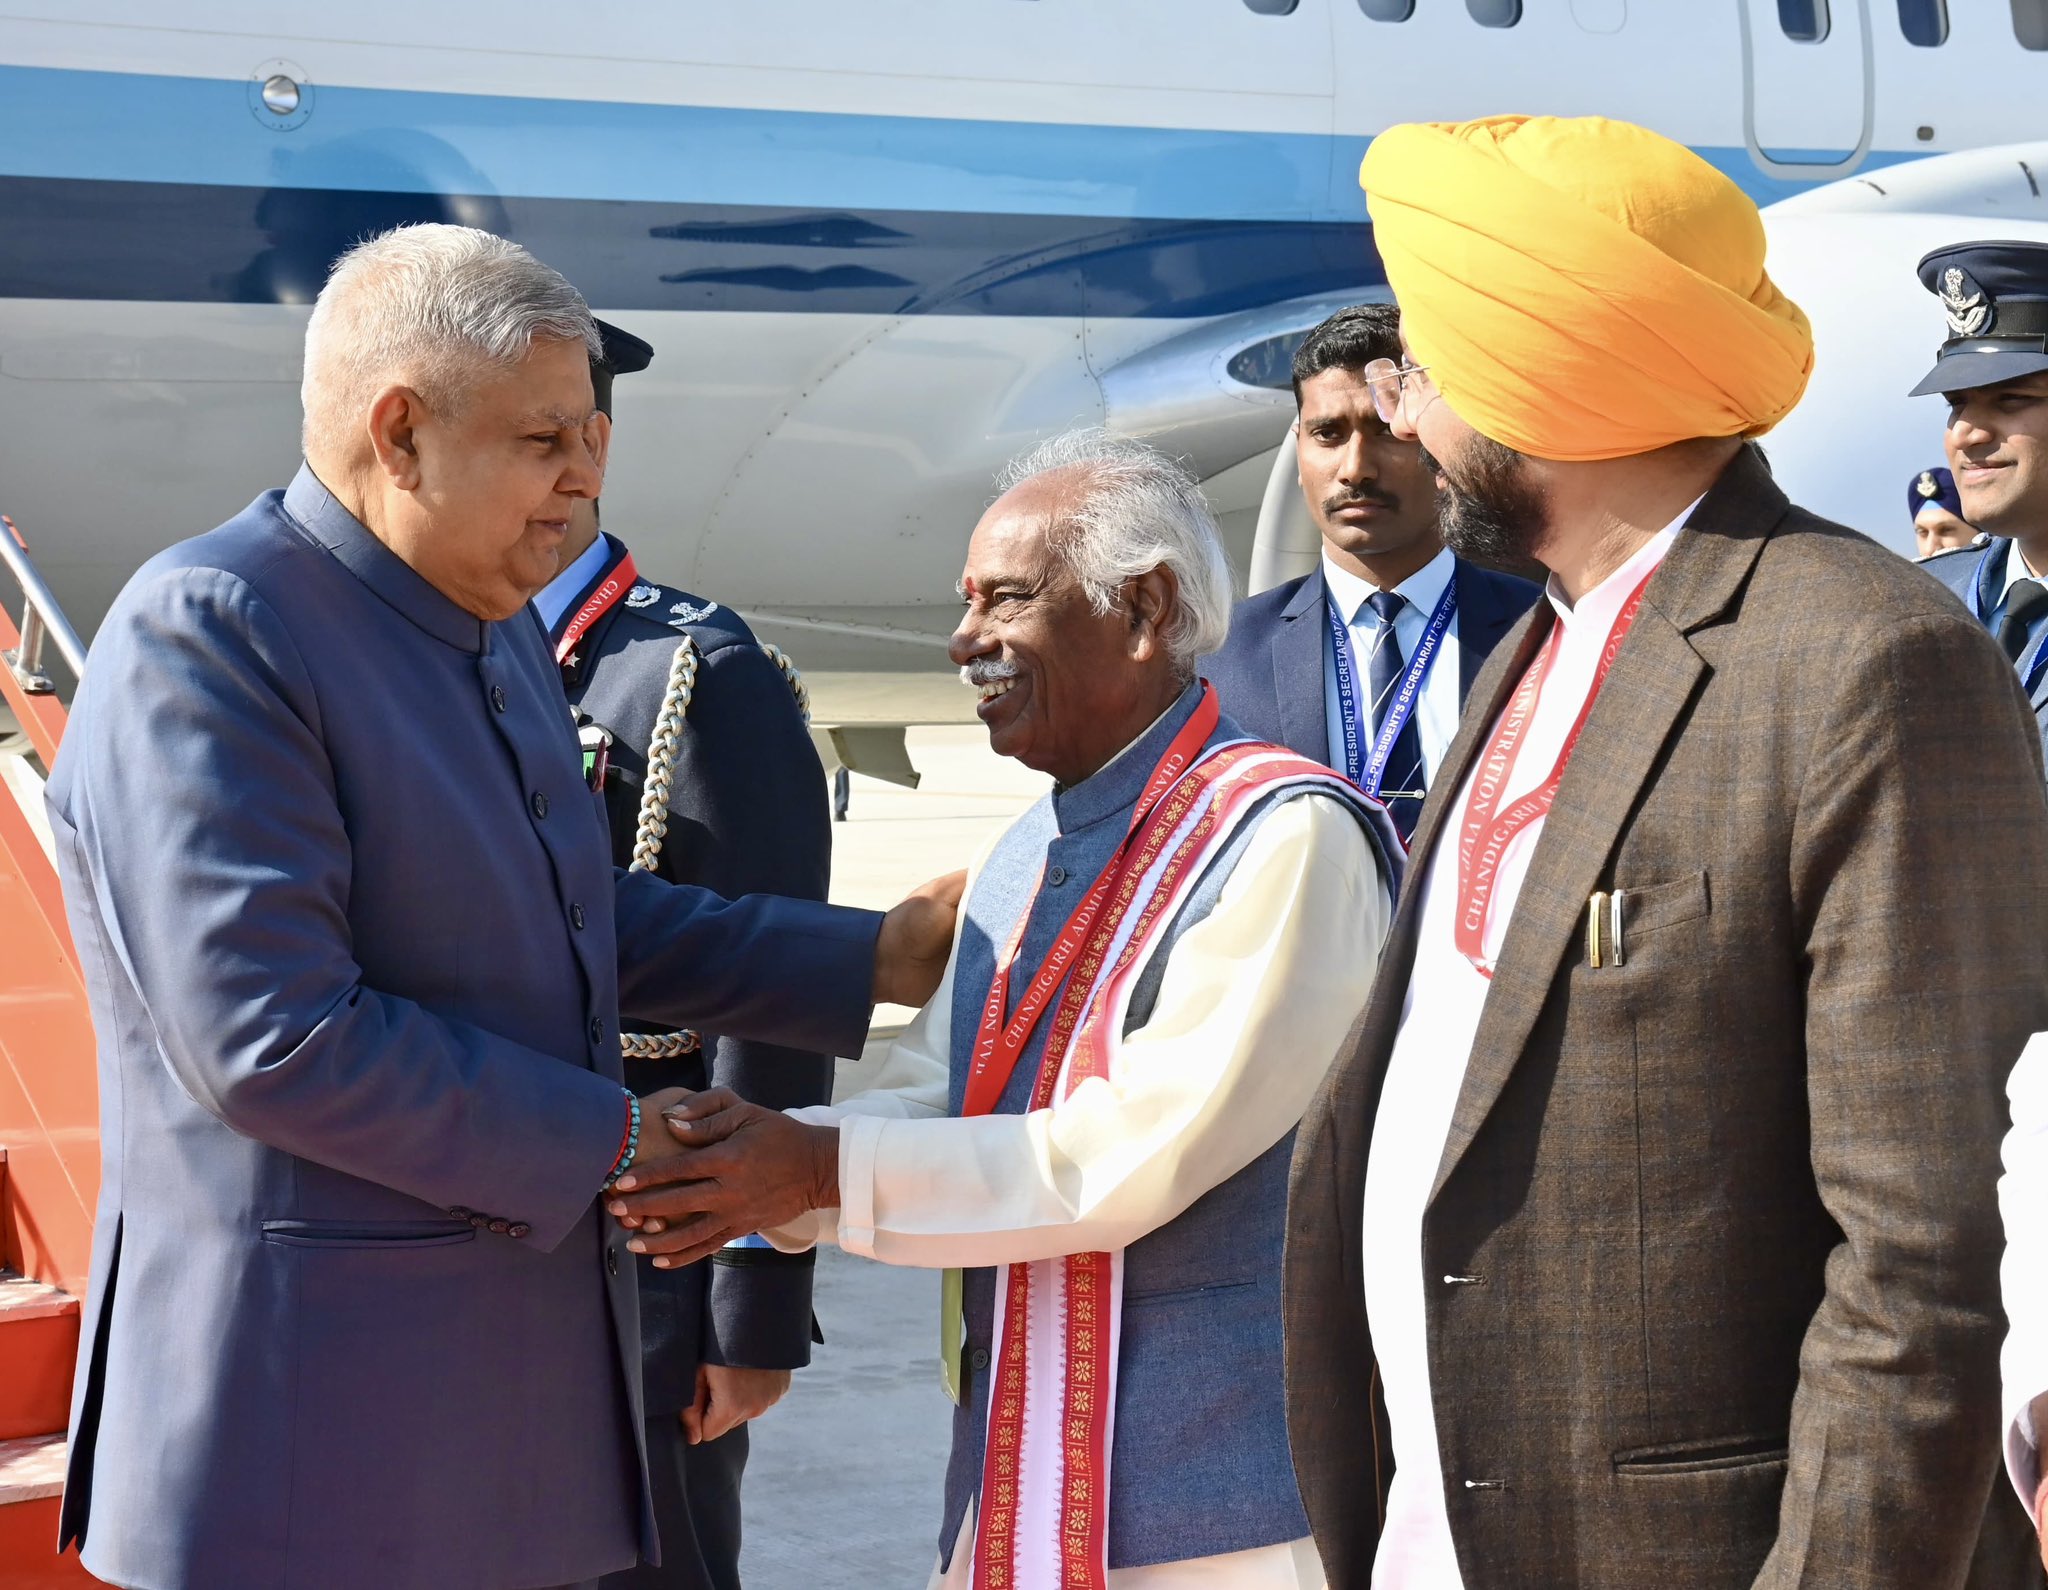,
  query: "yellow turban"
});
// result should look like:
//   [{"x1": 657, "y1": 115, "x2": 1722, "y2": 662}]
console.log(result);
[{"x1": 1359, "y1": 116, "x2": 1814, "y2": 462}]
